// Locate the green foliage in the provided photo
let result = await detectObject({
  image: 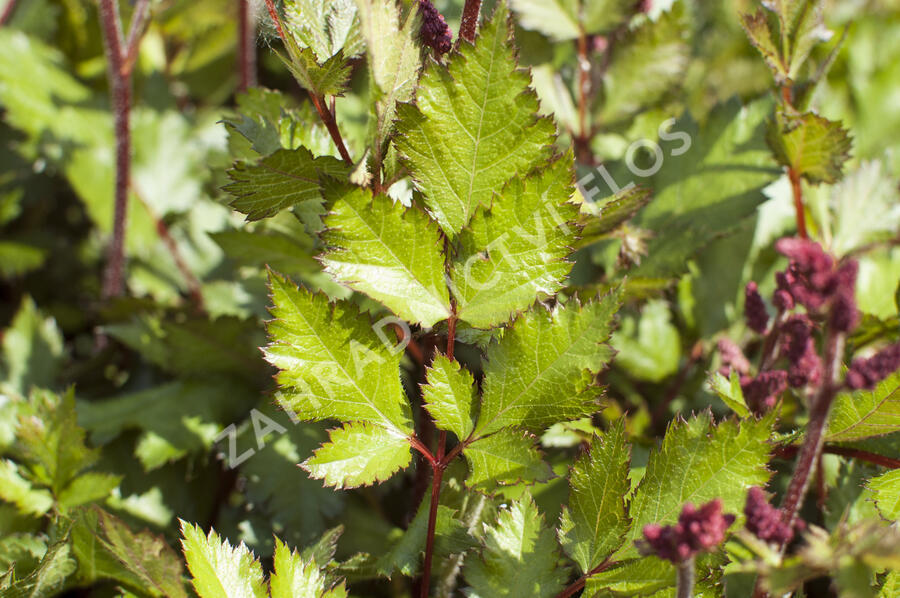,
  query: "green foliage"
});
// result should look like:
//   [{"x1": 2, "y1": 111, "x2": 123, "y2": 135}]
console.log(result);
[
  {"x1": 767, "y1": 109, "x2": 853, "y2": 184},
  {"x1": 558, "y1": 420, "x2": 630, "y2": 574},
  {"x1": 396, "y1": 2, "x2": 556, "y2": 236},
  {"x1": 422, "y1": 354, "x2": 478, "y2": 441},
  {"x1": 463, "y1": 494, "x2": 567, "y2": 597},
  {"x1": 303, "y1": 421, "x2": 412, "y2": 488},
  {"x1": 827, "y1": 370, "x2": 900, "y2": 442}
]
